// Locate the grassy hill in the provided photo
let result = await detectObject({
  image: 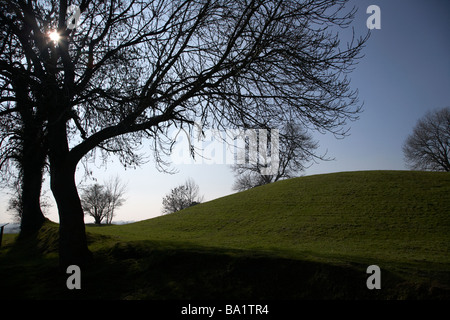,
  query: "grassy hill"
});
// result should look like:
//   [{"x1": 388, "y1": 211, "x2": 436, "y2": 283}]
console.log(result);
[{"x1": 1, "y1": 170, "x2": 449, "y2": 299}]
